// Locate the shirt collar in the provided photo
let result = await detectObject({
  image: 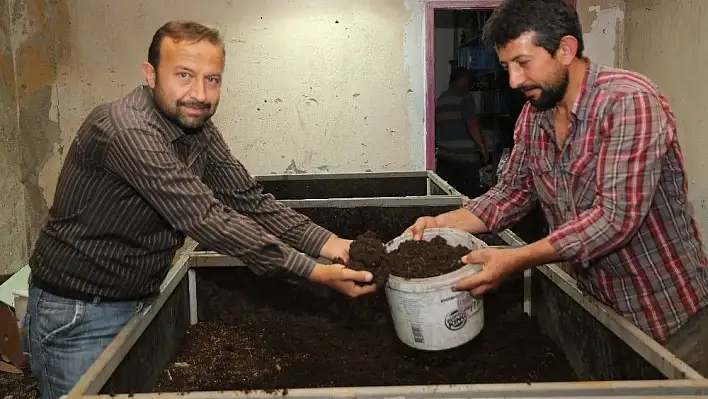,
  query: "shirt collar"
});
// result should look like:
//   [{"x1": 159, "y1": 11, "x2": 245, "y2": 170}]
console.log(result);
[
  {"x1": 570, "y1": 57, "x2": 597, "y2": 120},
  {"x1": 536, "y1": 58, "x2": 597, "y2": 131}
]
